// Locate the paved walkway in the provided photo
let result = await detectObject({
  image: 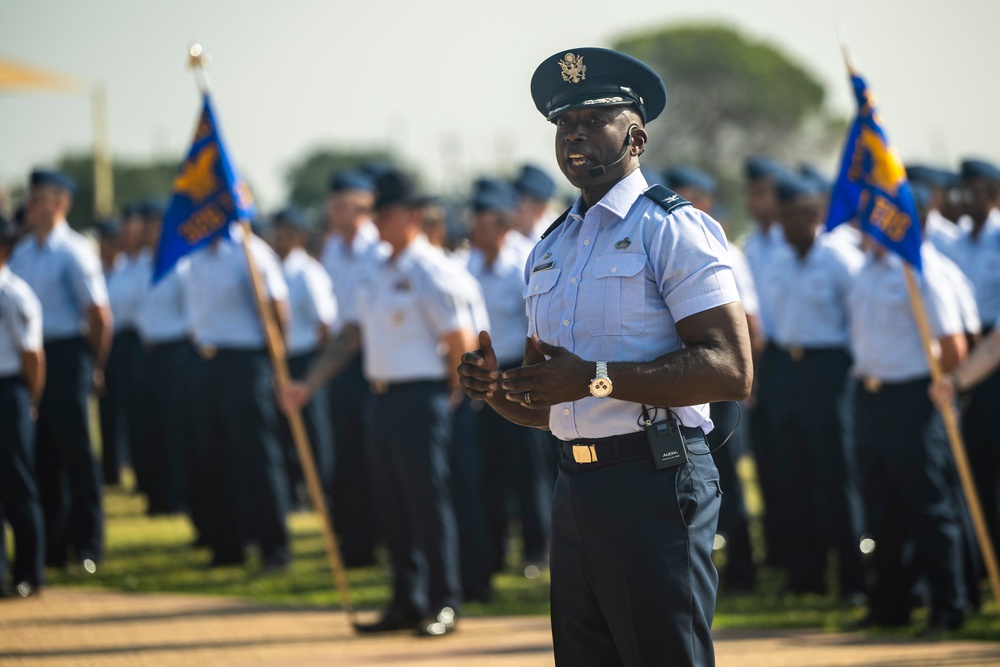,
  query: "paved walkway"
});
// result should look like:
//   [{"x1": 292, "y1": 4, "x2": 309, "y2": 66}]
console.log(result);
[{"x1": 2, "y1": 588, "x2": 999, "y2": 666}]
